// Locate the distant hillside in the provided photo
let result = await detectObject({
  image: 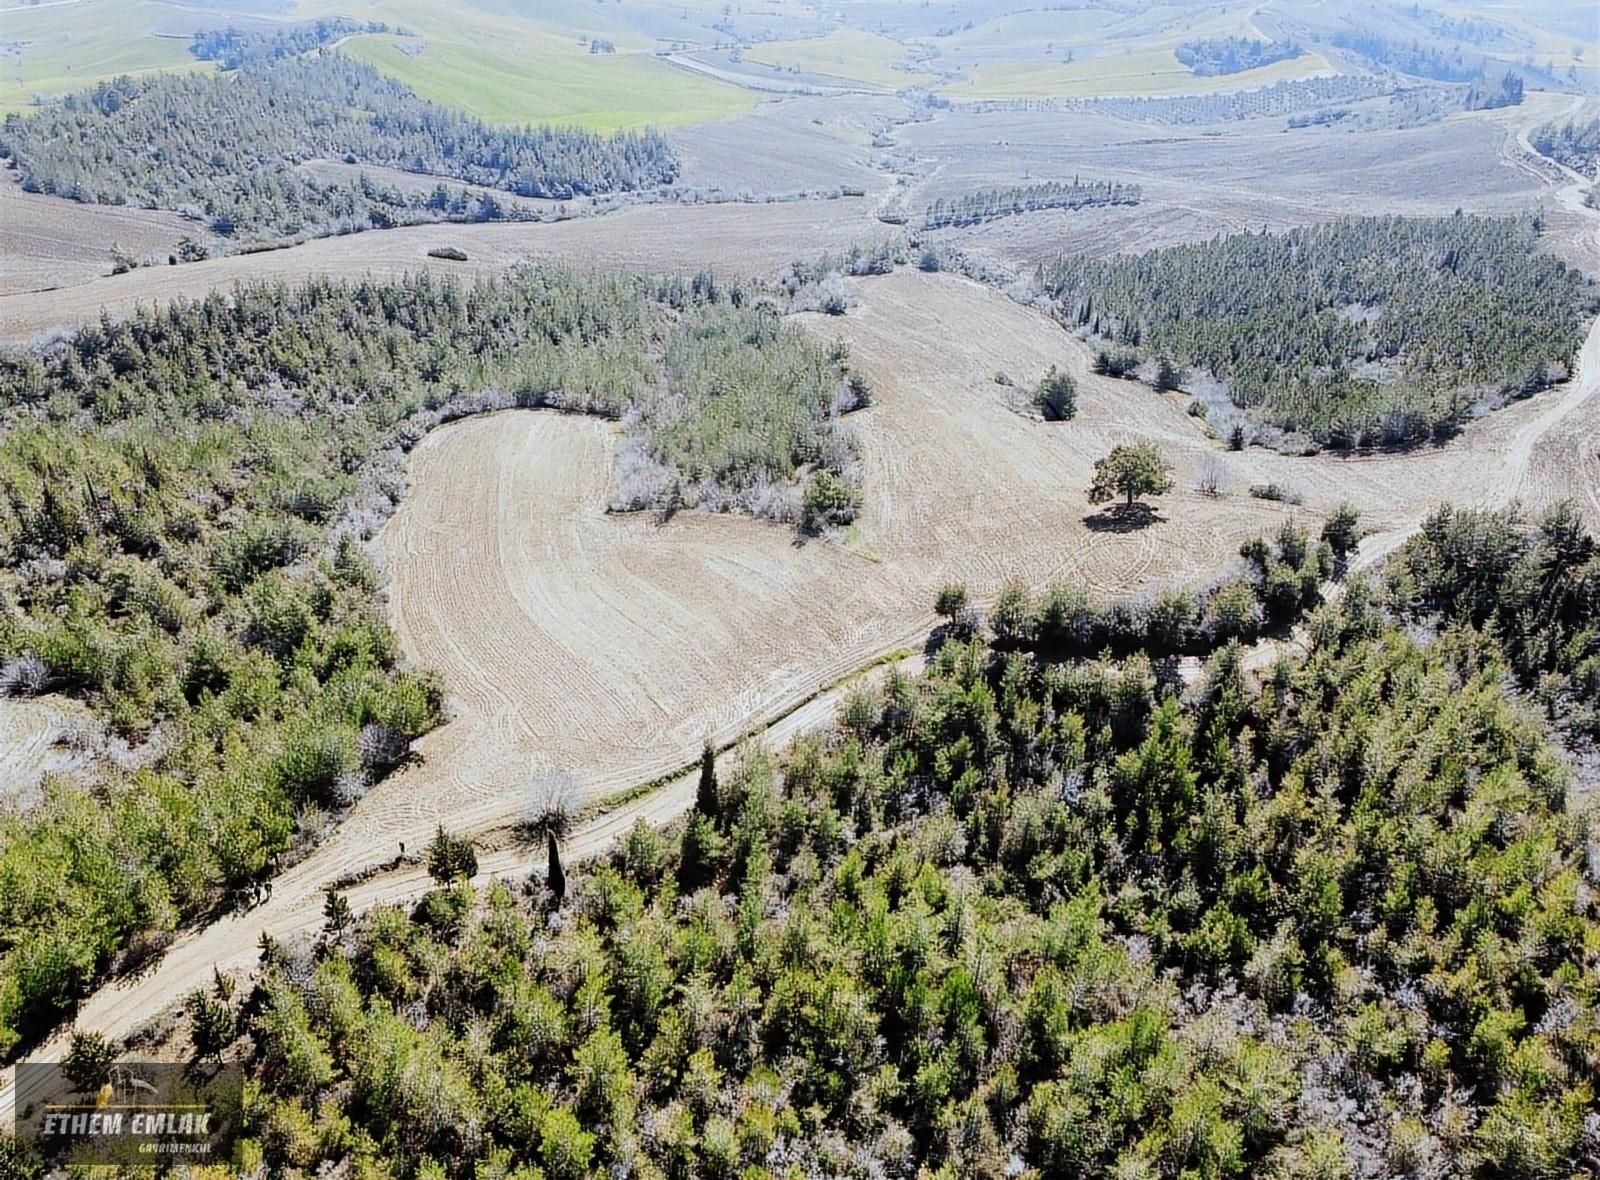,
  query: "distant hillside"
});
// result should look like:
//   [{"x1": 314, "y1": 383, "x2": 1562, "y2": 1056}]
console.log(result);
[{"x1": 0, "y1": 49, "x2": 677, "y2": 242}]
